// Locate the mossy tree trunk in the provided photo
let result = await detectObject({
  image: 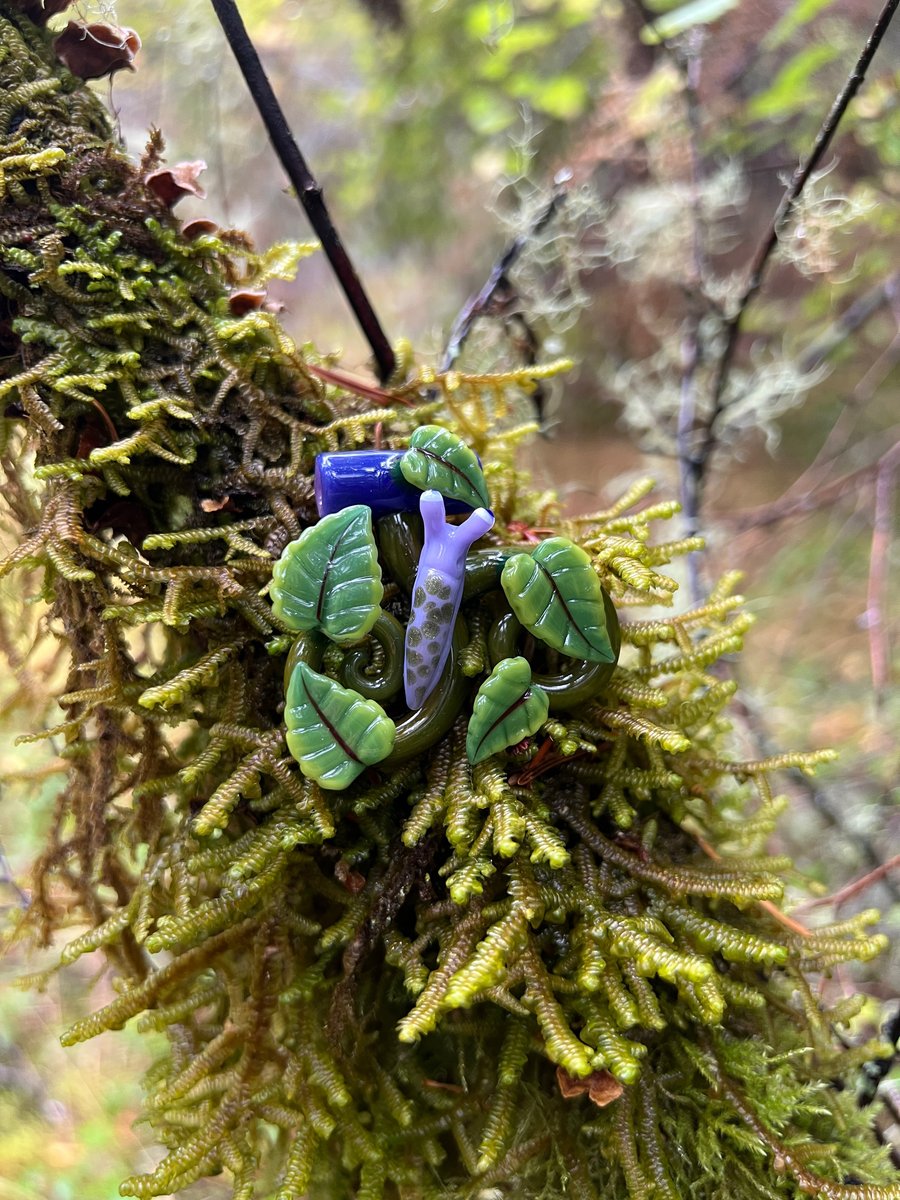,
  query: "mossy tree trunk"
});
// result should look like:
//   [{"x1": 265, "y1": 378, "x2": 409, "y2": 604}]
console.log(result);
[{"x1": 1, "y1": 7, "x2": 898, "y2": 1200}]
